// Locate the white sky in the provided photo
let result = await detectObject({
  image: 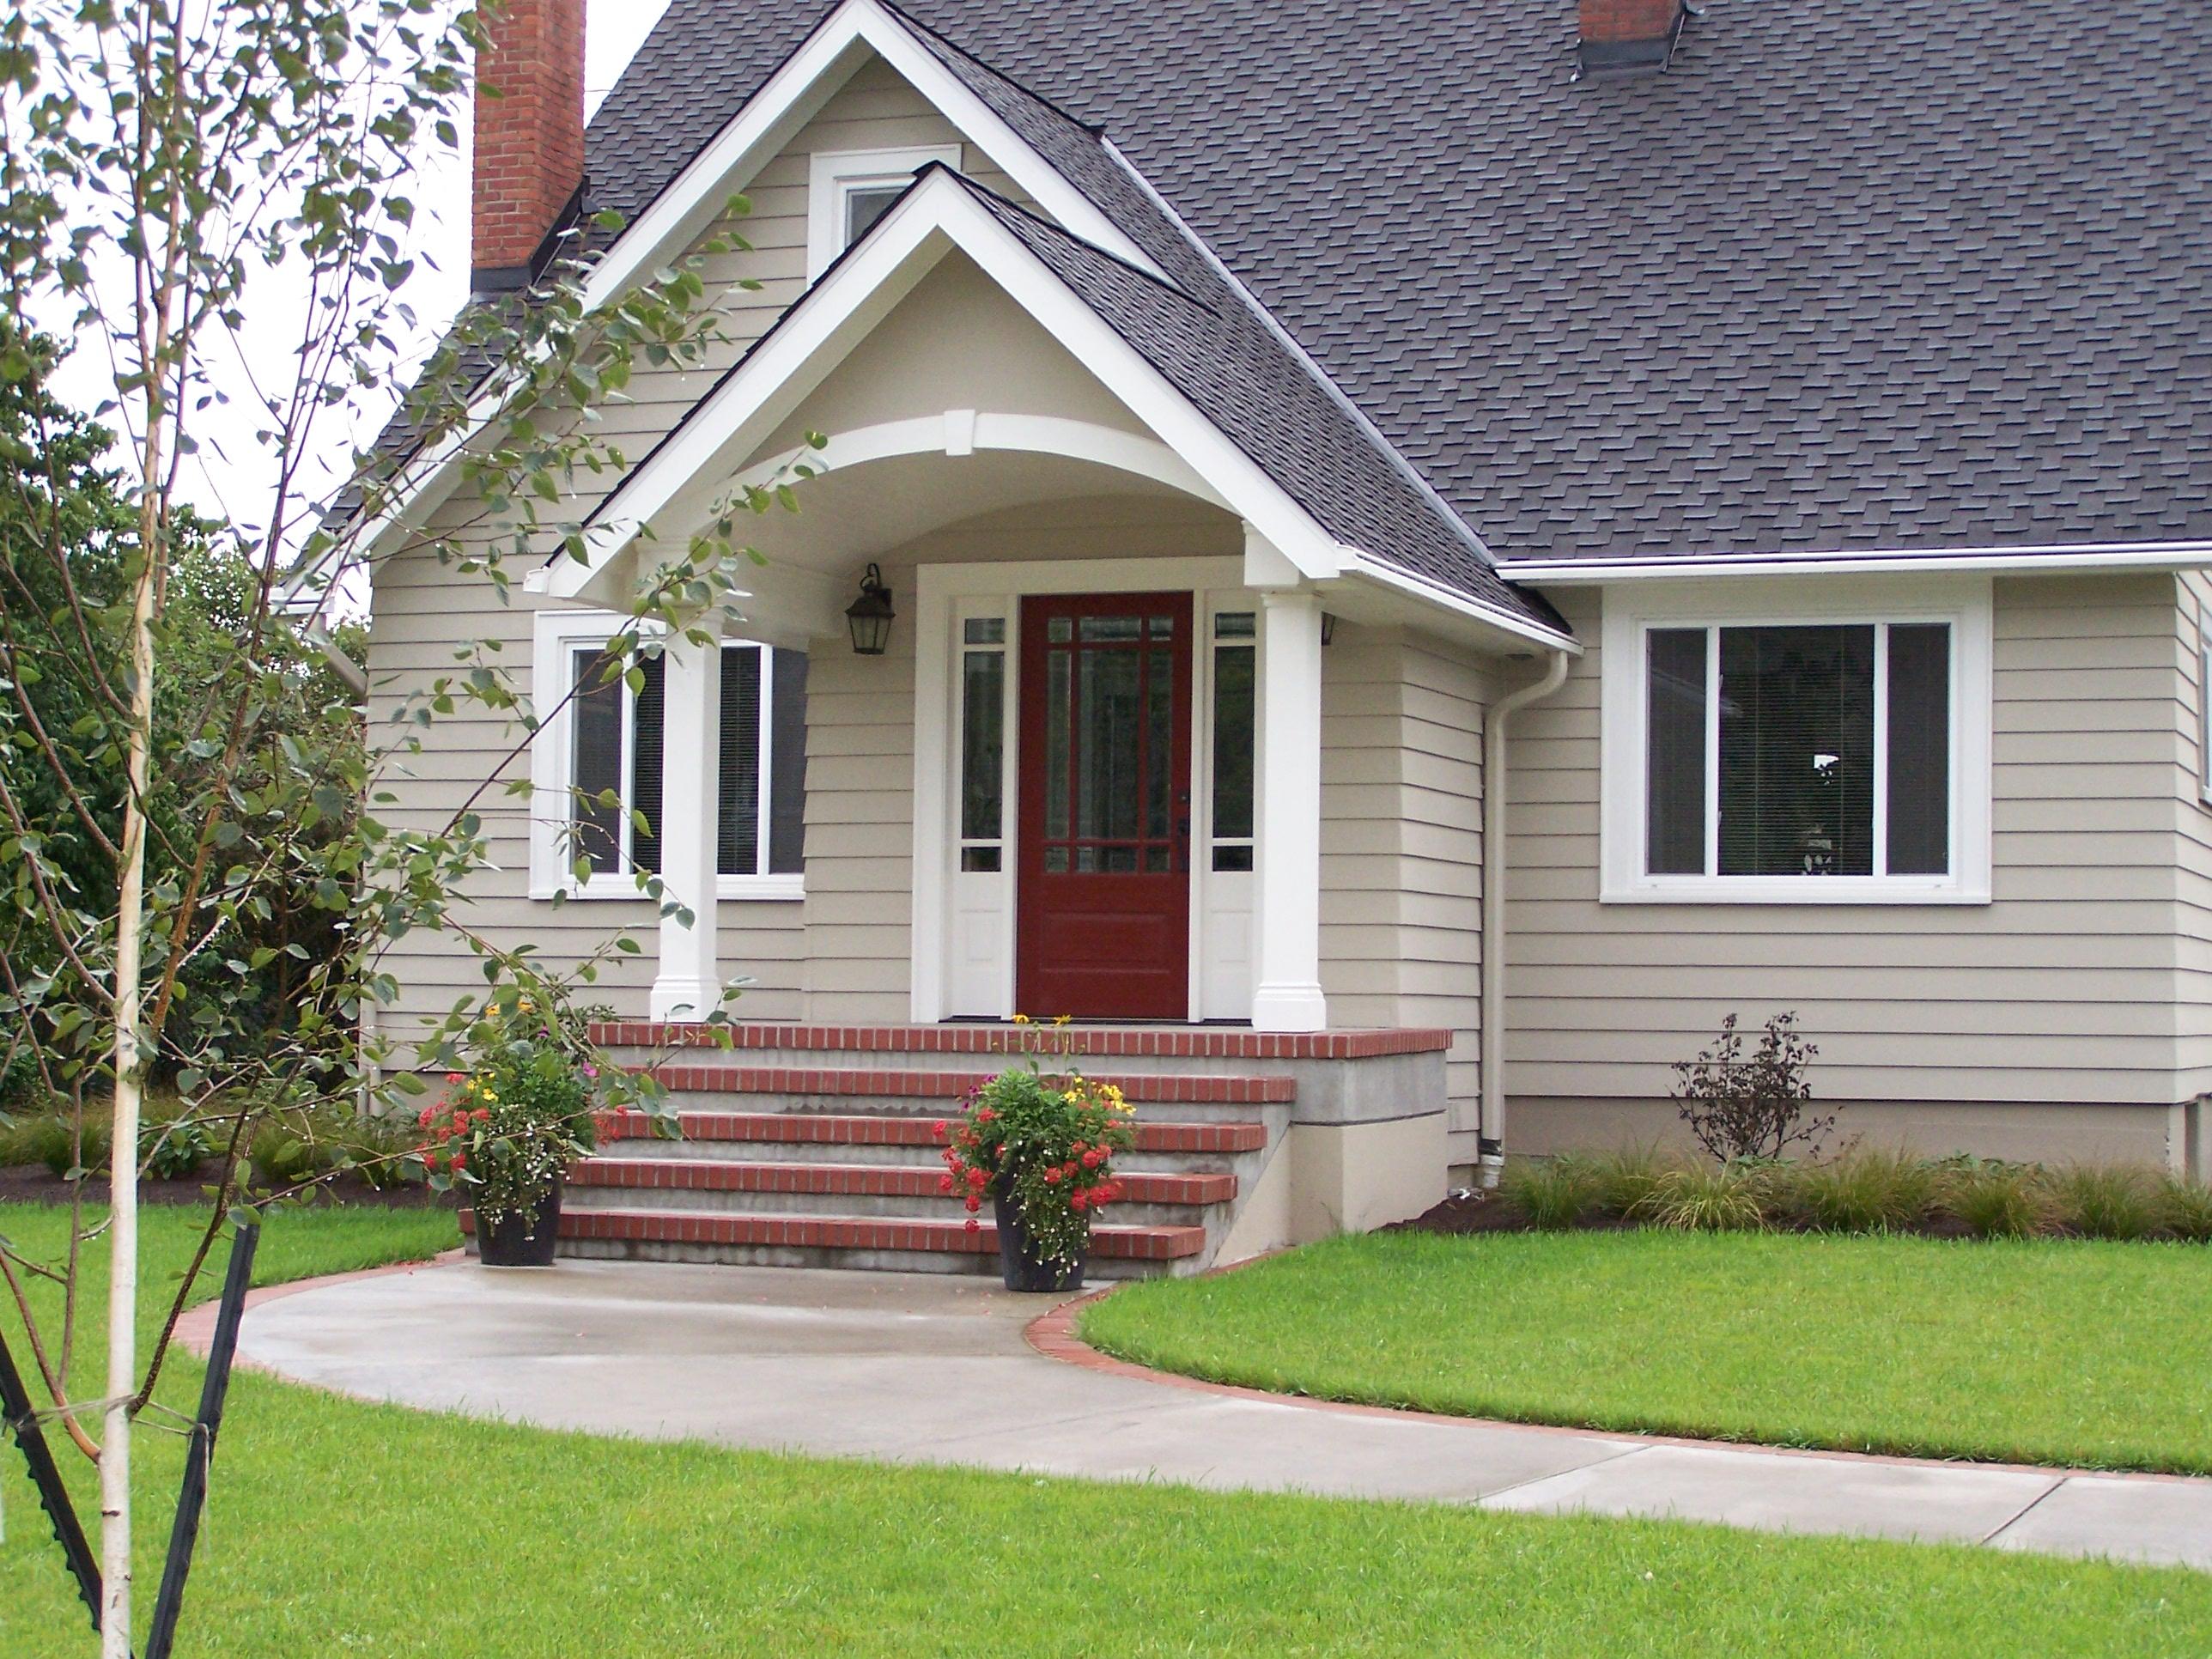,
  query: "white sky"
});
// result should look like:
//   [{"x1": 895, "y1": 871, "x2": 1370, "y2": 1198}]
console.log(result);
[{"x1": 37, "y1": 0, "x2": 672, "y2": 545}]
